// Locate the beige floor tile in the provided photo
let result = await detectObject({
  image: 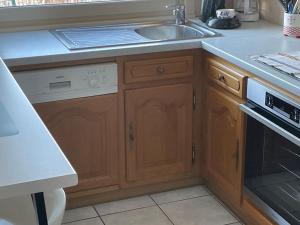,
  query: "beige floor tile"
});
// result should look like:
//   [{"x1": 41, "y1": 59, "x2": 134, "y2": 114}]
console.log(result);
[
  {"x1": 64, "y1": 217, "x2": 104, "y2": 225},
  {"x1": 151, "y1": 185, "x2": 210, "y2": 204},
  {"x1": 63, "y1": 206, "x2": 98, "y2": 224},
  {"x1": 94, "y1": 196, "x2": 155, "y2": 216},
  {"x1": 160, "y1": 196, "x2": 238, "y2": 225},
  {"x1": 211, "y1": 196, "x2": 241, "y2": 222},
  {"x1": 101, "y1": 206, "x2": 173, "y2": 225}
]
